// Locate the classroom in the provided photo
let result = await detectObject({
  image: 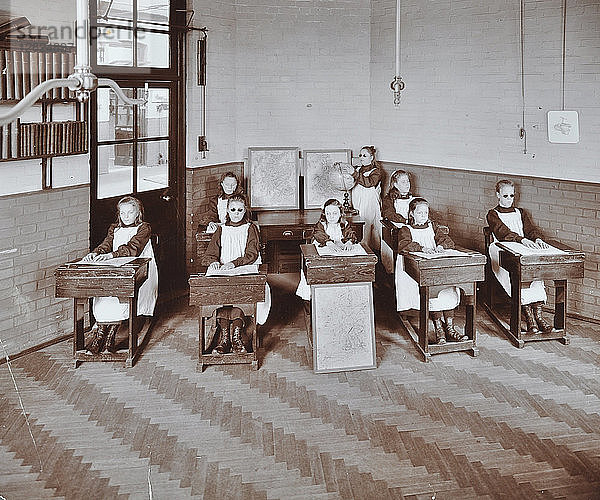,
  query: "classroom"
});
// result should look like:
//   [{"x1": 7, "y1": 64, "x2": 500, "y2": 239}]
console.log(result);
[{"x1": 1, "y1": 0, "x2": 599, "y2": 498}]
